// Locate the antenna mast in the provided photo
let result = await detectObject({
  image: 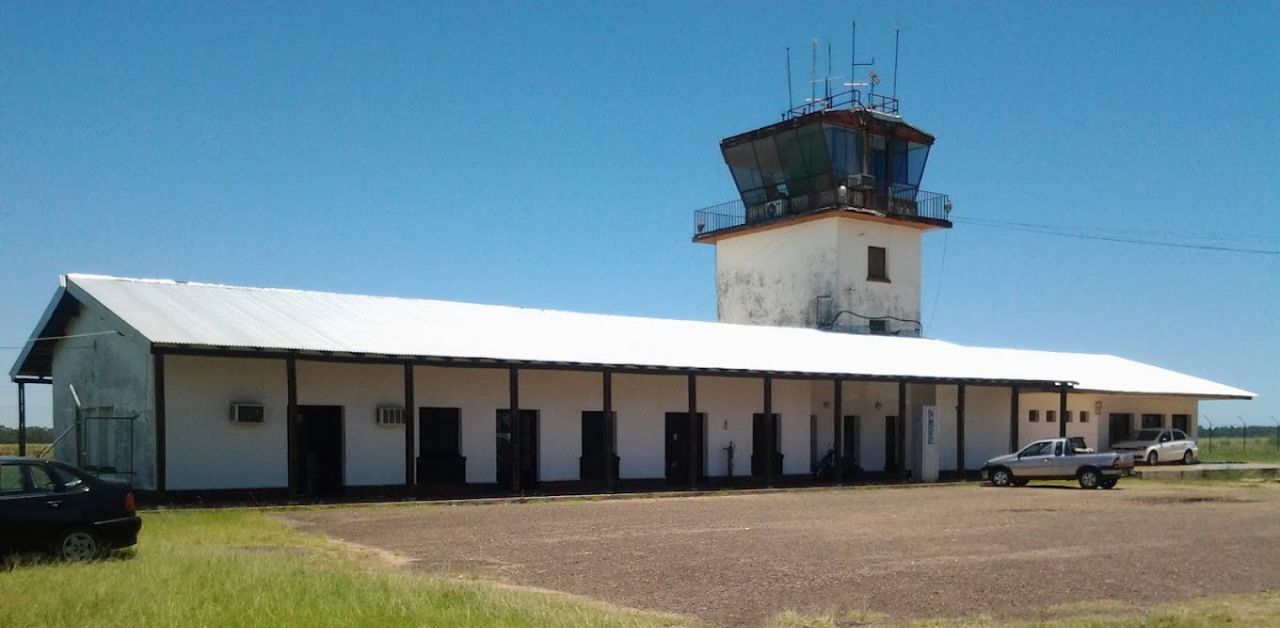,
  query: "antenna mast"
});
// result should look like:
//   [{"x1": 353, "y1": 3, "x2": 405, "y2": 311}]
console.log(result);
[
  {"x1": 786, "y1": 47, "x2": 793, "y2": 114},
  {"x1": 892, "y1": 28, "x2": 900, "y2": 100}
]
